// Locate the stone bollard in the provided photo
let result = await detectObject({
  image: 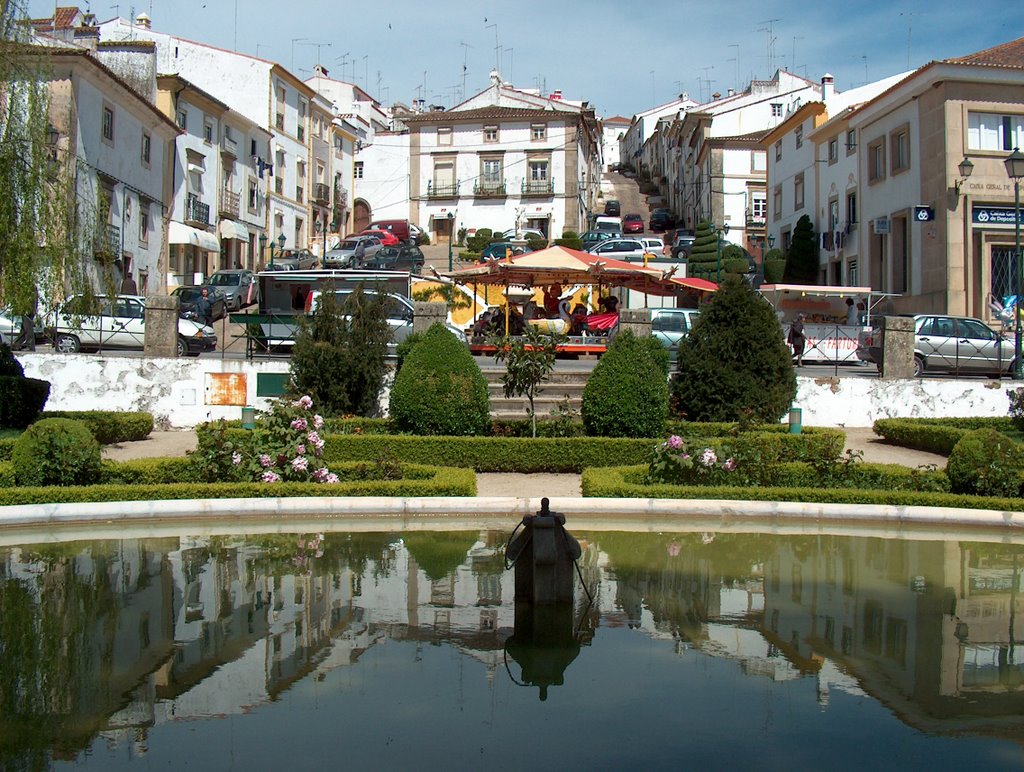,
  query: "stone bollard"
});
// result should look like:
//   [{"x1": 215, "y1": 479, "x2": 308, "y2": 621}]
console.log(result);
[
  {"x1": 879, "y1": 315, "x2": 915, "y2": 379},
  {"x1": 618, "y1": 307, "x2": 652, "y2": 338},
  {"x1": 144, "y1": 294, "x2": 180, "y2": 358},
  {"x1": 506, "y1": 498, "x2": 582, "y2": 605},
  {"x1": 413, "y1": 300, "x2": 447, "y2": 335}
]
